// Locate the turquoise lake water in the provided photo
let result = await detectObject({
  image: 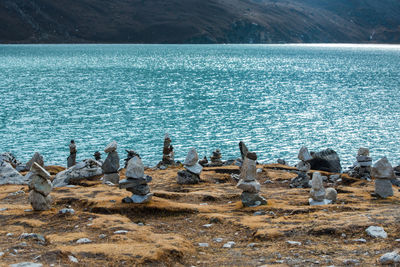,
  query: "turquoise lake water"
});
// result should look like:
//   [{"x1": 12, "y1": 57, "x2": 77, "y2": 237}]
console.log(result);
[{"x1": 1, "y1": 44, "x2": 400, "y2": 167}]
